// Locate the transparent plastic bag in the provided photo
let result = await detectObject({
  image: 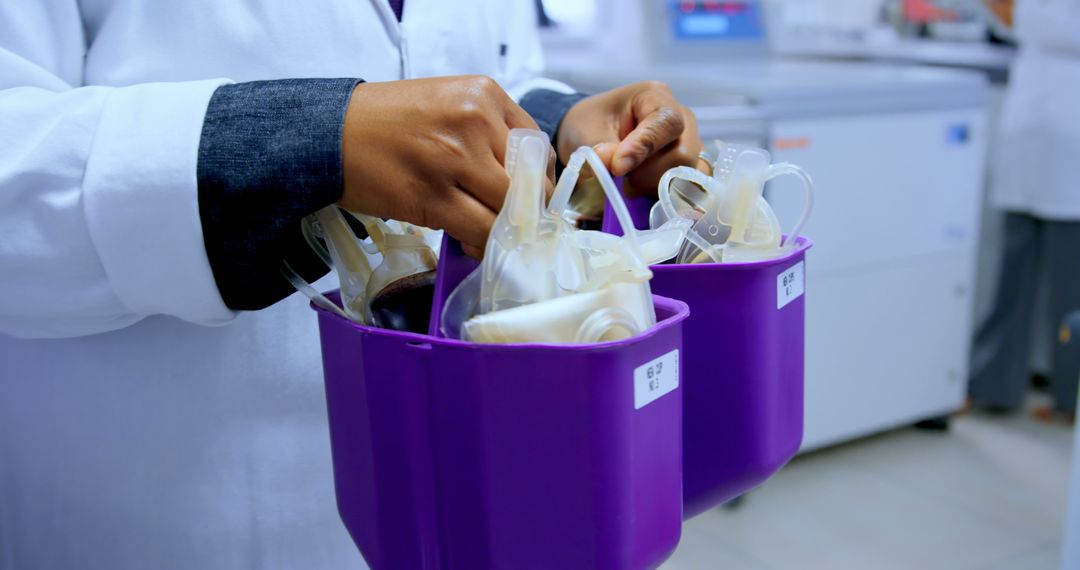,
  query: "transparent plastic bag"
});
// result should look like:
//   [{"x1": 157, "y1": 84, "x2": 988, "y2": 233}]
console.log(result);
[
  {"x1": 441, "y1": 128, "x2": 690, "y2": 345},
  {"x1": 651, "y1": 141, "x2": 814, "y2": 264},
  {"x1": 352, "y1": 214, "x2": 440, "y2": 330},
  {"x1": 284, "y1": 206, "x2": 441, "y2": 333}
]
